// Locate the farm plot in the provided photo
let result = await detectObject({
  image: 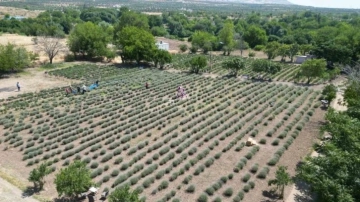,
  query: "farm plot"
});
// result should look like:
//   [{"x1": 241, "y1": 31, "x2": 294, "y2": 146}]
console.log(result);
[
  {"x1": 0, "y1": 65, "x2": 321, "y2": 202},
  {"x1": 171, "y1": 54, "x2": 325, "y2": 84}
]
